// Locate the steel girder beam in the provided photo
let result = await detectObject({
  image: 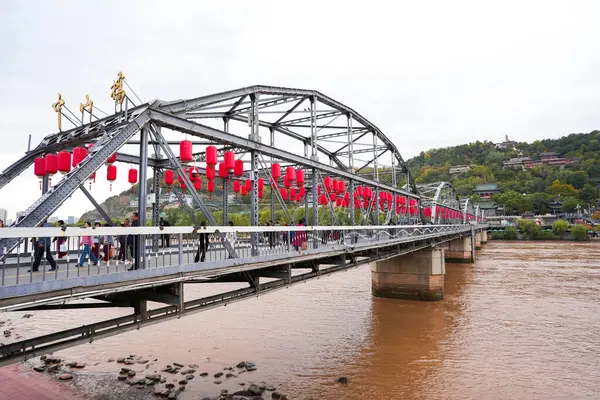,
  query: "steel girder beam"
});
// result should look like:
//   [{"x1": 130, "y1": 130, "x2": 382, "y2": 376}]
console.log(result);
[
  {"x1": 0, "y1": 109, "x2": 151, "y2": 254},
  {"x1": 274, "y1": 97, "x2": 307, "y2": 124},
  {"x1": 226, "y1": 114, "x2": 348, "y2": 171},
  {"x1": 336, "y1": 145, "x2": 388, "y2": 157},
  {"x1": 355, "y1": 149, "x2": 390, "y2": 174},
  {"x1": 279, "y1": 110, "x2": 342, "y2": 126},
  {"x1": 80, "y1": 186, "x2": 114, "y2": 225},
  {"x1": 157, "y1": 85, "x2": 415, "y2": 192},
  {"x1": 331, "y1": 131, "x2": 370, "y2": 156},
  {"x1": 319, "y1": 128, "x2": 369, "y2": 140},
  {"x1": 149, "y1": 109, "x2": 417, "y2": 199}
]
